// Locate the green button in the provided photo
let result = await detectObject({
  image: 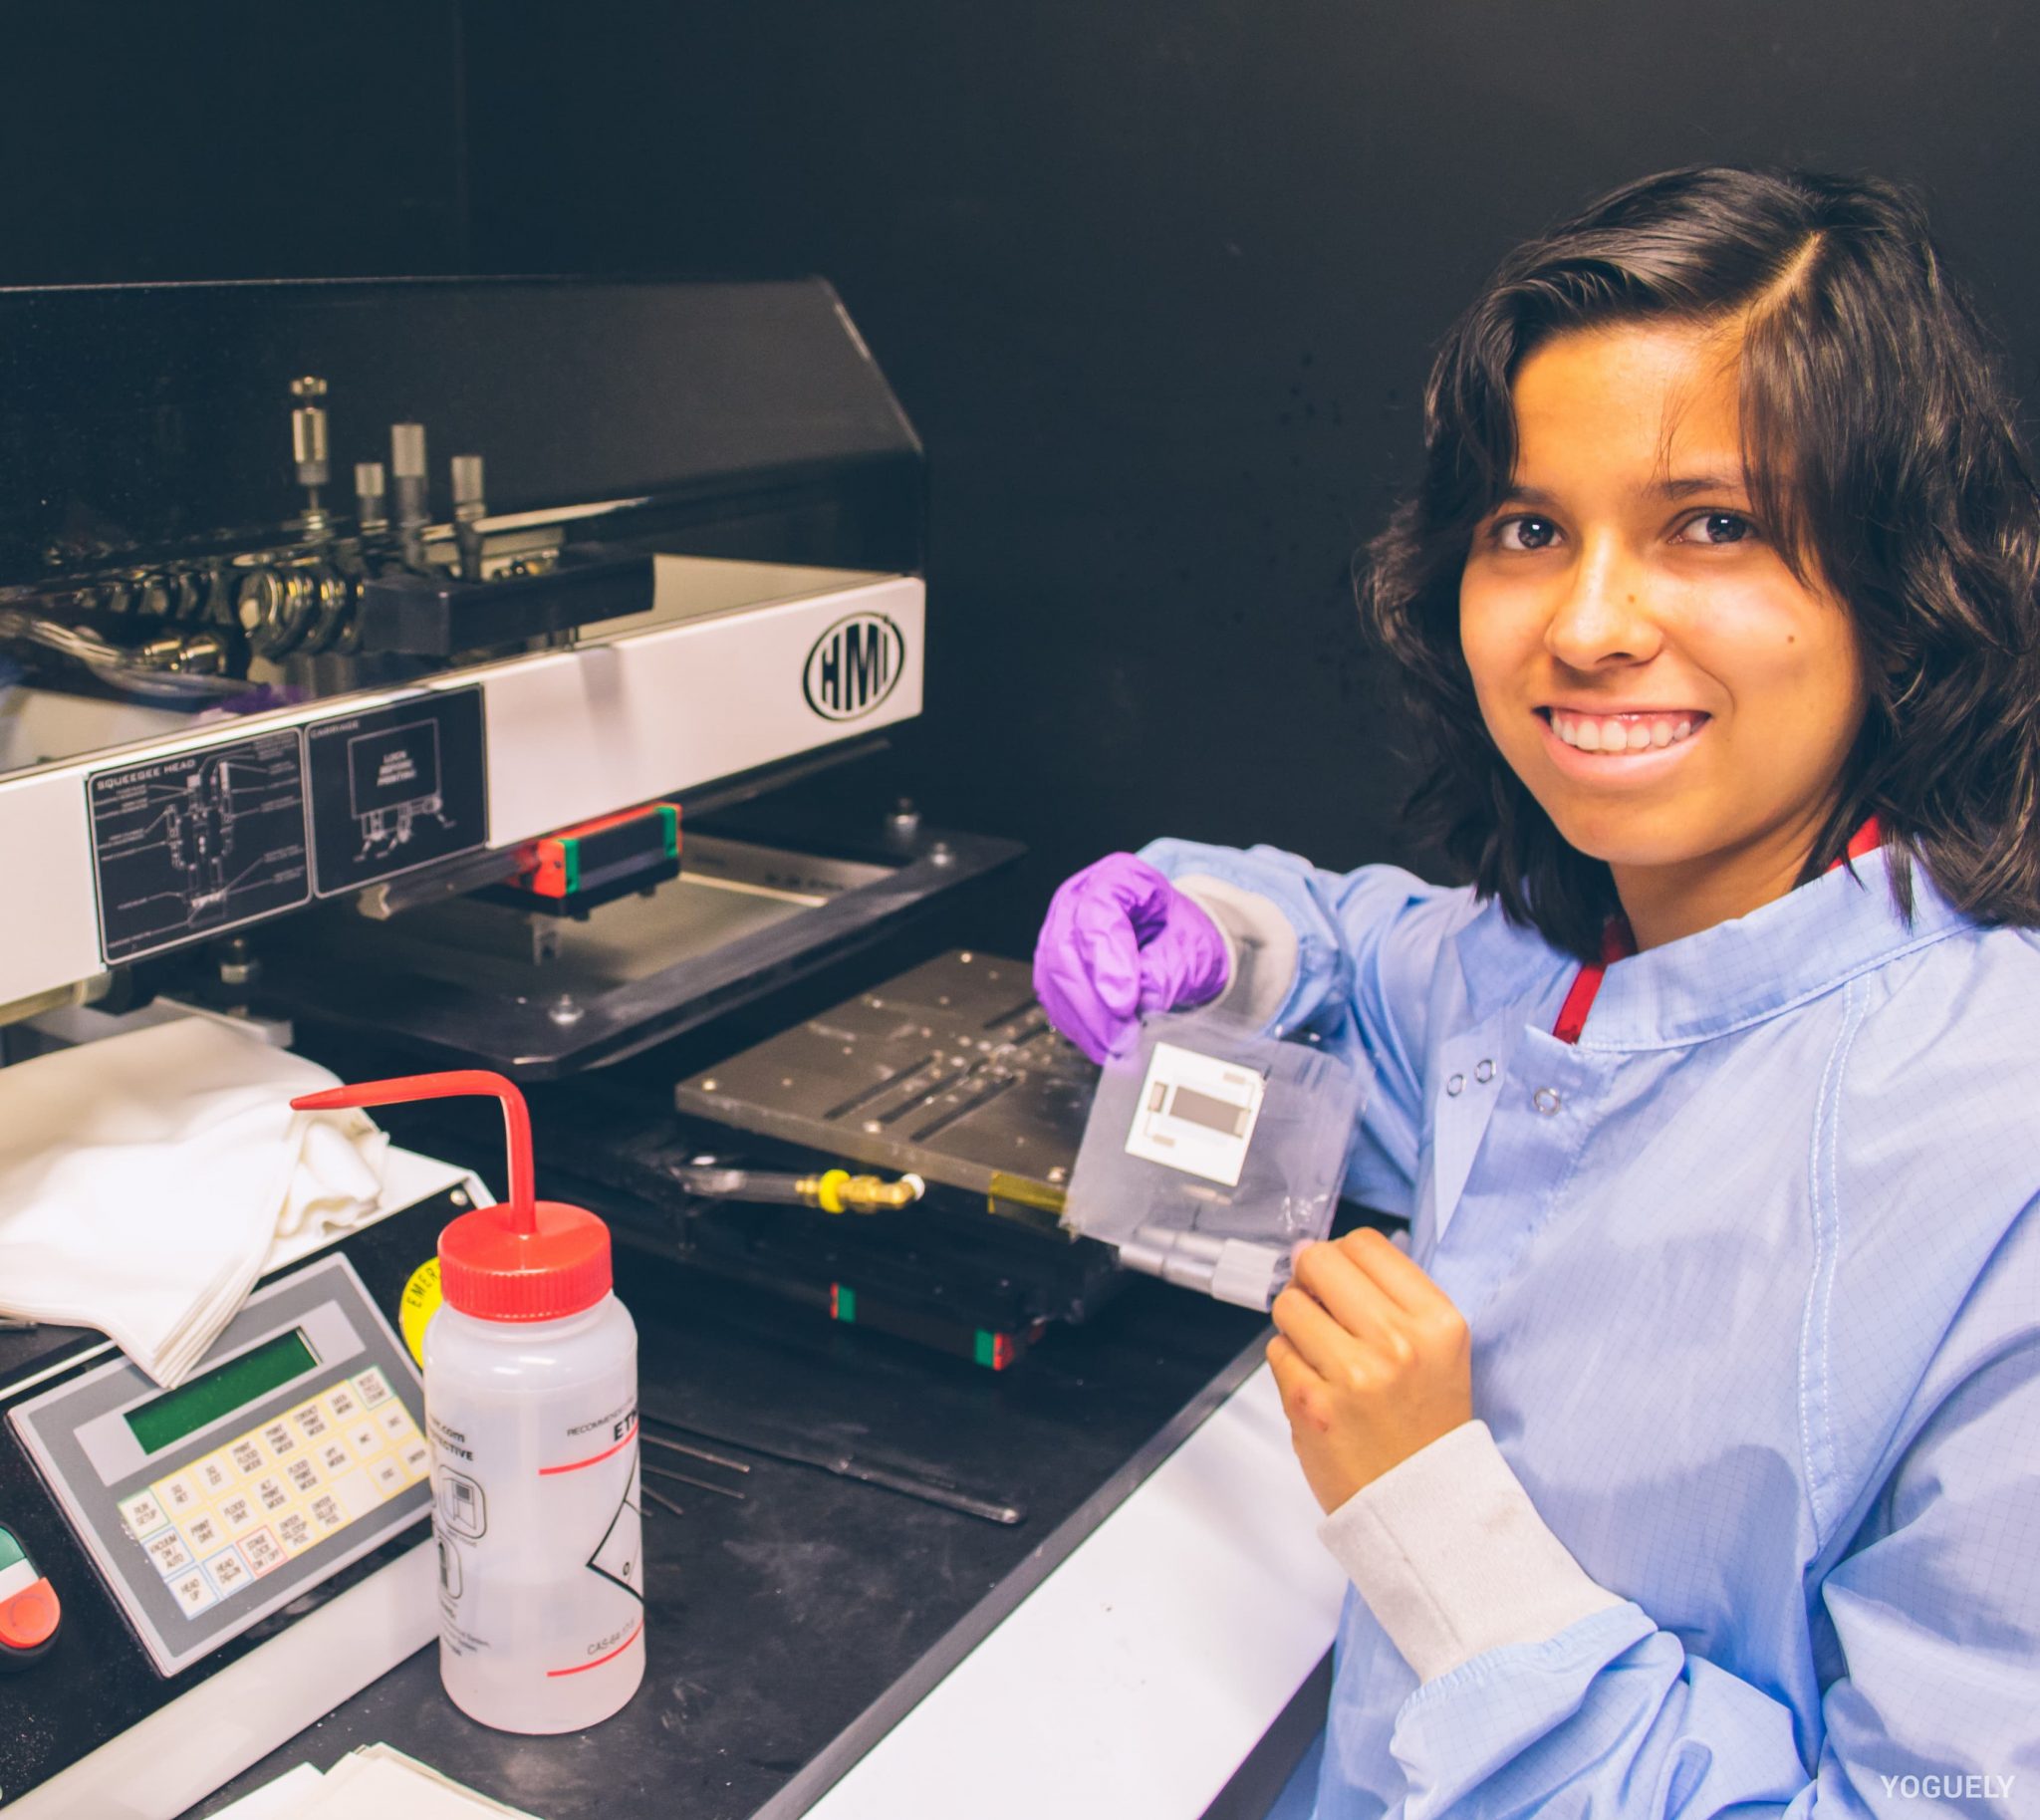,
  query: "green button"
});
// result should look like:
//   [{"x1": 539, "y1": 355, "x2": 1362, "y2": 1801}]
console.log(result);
[{"x1": 0, "y1": 1525, "x2": 25, "y2": 1575}]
